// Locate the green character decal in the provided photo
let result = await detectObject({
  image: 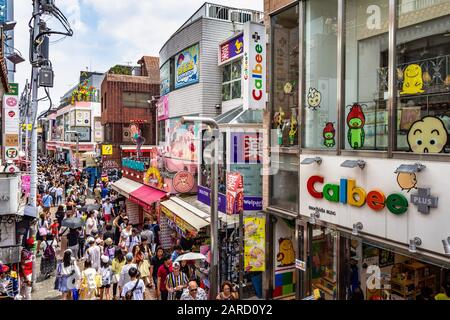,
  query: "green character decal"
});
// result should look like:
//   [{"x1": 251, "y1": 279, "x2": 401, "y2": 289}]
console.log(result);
[
  {"x1": 347, "y1": 103, "x2": 365, "y2": 149},
  {"x1": 323, "y1": 122, "x2": 335, "y2": 148}
]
